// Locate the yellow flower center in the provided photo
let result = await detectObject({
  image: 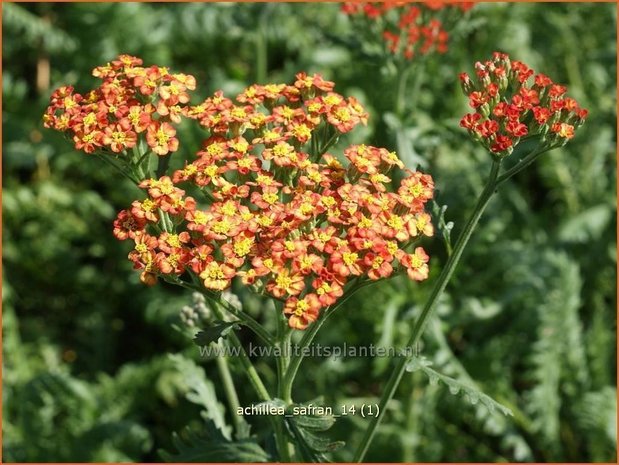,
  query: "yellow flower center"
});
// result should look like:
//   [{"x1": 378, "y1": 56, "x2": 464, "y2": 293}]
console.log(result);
[
  {"x1": 334, "y1": 107, "x2": 351, "y2": 122},
  {"x1": 321, "y1": 196, "x2": 336, "y2": 208},
  {"x1": 156, "y1": 128, "x2": 170, "y2": 146},
  {"x1": 387, "y1": 215, "x2": 404, "y2": 230},
  {"x1": 212, "y1": 220, "x2": 232, "y2": 234},
  {"x1": 83, "y1": 113, "x2": 97, "y2": 126},
  {"x1": 82, "y1": 133, "x2": 96, "y2": 143},
  {"x1": 142, "y1": 199, "x2": 156, "y2": 211},
  {"x1": 192, "y1": 211, "x2": 208, "y2": 225},
  {"x1": 167, "y1": 234, "x2": 181, "y2": 248},
  {"x1": 410, "y1": 255, "x2": 423, "y2": 268},
  {"x1": 221, "y1": 202, "x2": 237, "y2": 216},
  {"x1": 293, "y1": 123, "x2": 311, "y2": 137},
  {"x1": 231, "y1": 107, "x2": 247, "y2": 119},
  {"x1": 233, "y1": 238, "x2": 253, "y2": 257},
  {"x1": 207, "y1": 144, "x2": 223, "y2": 156},
  {"x1": 295, "y1": 300, "x2": 309, "y2": 315},
  {"x1": 263, "y1": 192, "x2": 279, "y2": 205},
  {"x1": 317, "y1": 282, "x2": 332, "y2": 295},
  {"x1": 257, "y1": 215, "x2": 273, "y2": 227},
  {"x1": 408, "y1": 183, "x2": 424, "y2": 198},
  {"x1": 263, "y1": 130, "x2": 279, "y2": 142},
  {"x1": 204, "y1": 165, "x2": 219, "y2": 178},
  {"x1": 387, "y1": 241, "x2": 398, "y2": 255},
  {"x1": 276, "y1": 274, "x2": 293, "y2": 290}
]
